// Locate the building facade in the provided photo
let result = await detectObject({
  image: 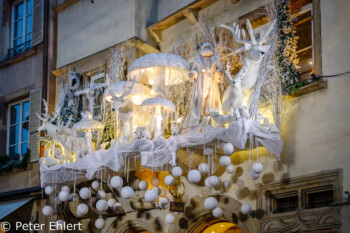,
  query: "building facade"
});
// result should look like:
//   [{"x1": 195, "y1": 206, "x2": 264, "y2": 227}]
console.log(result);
[{"x1": 0, "y1": 0, "x2": 349, "y2": 232}]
